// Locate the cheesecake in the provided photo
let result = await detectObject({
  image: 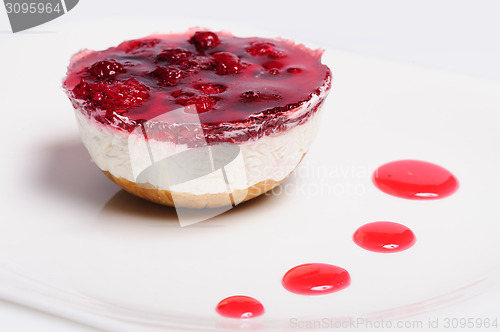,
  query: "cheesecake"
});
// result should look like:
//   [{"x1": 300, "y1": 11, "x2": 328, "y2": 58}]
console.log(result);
[{"x1": 63, "y1": 29, "x2": 332, "y2": 208}]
